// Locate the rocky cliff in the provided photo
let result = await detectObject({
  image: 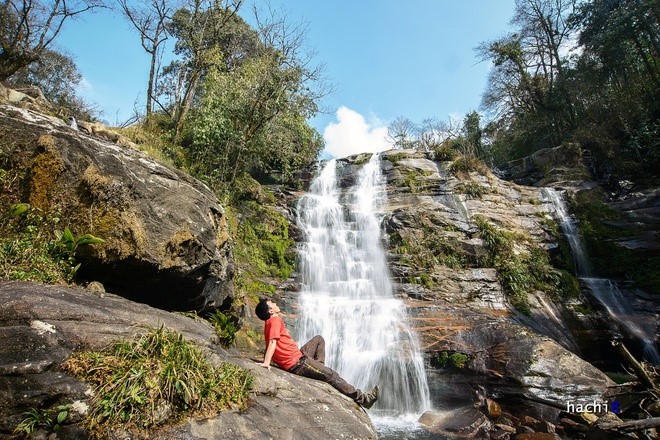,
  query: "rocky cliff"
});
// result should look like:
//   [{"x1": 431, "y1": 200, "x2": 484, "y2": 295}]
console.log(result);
[
  {"x1": 0, "y1": 103, "x2": 232, "y2": 311},
  {"x1": 305, "y1": 150, "x2": 657, "y2": 439},
  {"x1": 1, "y1": 91, "x2": 656, "y2": 439}
]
